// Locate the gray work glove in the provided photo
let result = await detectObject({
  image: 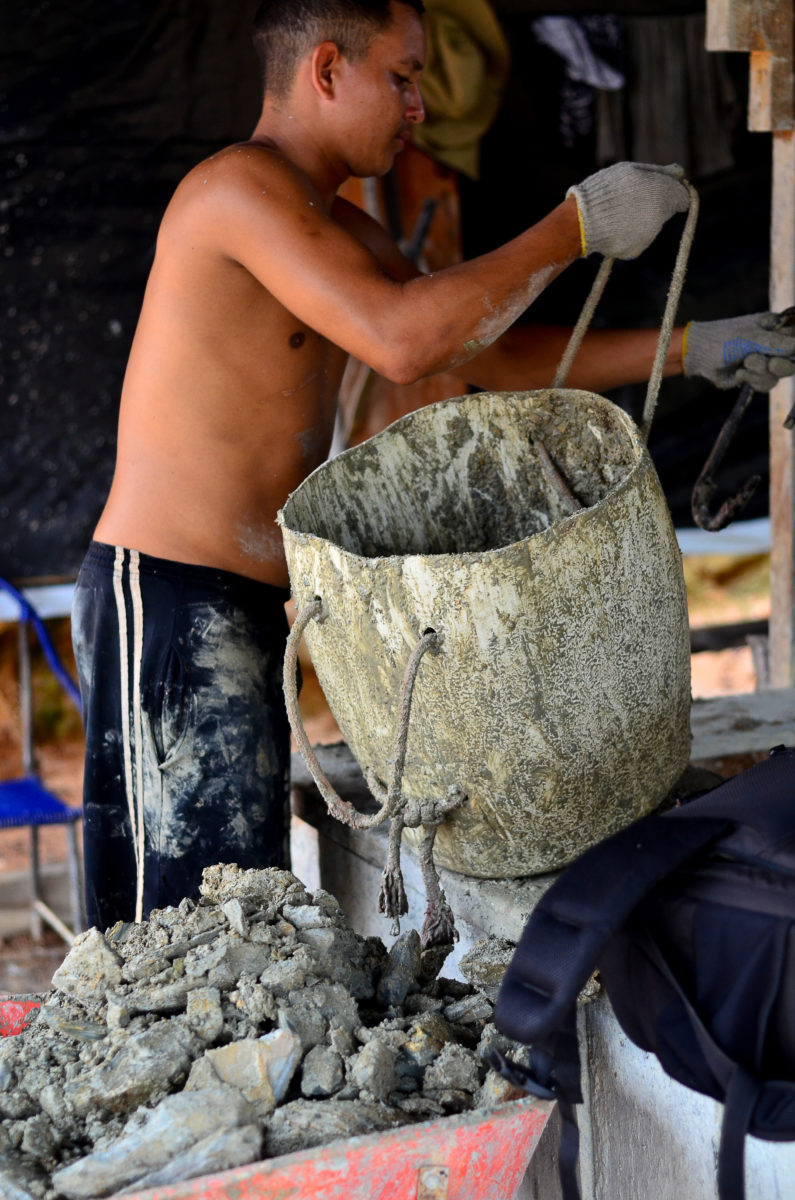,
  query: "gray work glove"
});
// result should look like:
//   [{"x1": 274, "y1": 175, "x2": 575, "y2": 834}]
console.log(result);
[
  {"x1": 684, "y1": 311, "x2": 795, "y2": 391},
  {"x1": 567, "y1": 162, "x2": 690, "y2": 259}
]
